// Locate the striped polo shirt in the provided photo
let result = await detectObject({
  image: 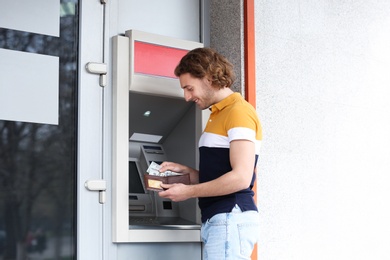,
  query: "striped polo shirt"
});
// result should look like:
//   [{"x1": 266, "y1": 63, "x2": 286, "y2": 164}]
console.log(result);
[{"x1": 198, "y1": 92, "x2": 262, "y2": 222}]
